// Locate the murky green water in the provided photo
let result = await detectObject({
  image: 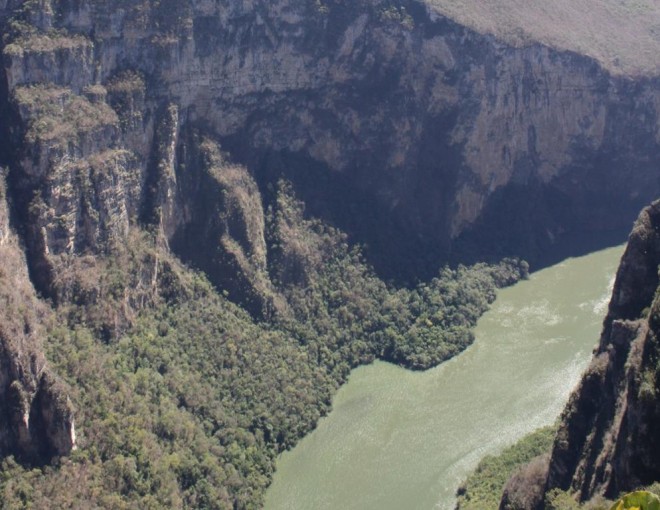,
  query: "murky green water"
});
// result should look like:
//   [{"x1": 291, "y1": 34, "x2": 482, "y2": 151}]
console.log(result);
[{"x1": 265, "y1": 246, "x2": 624, "y2": 510}]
